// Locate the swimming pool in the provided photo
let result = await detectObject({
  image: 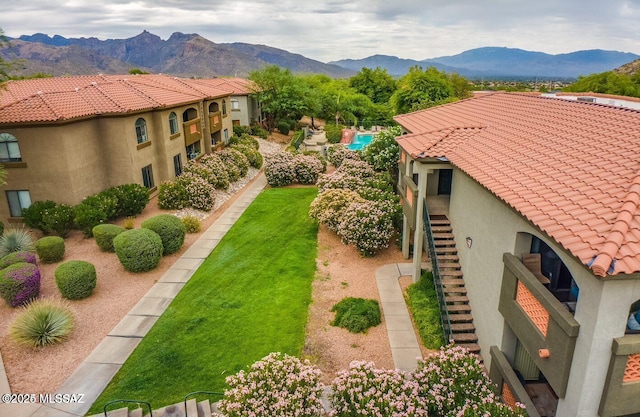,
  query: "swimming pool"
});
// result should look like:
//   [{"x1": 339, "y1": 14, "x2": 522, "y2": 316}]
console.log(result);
[{"x1": 347, "y1": 133, "x2": 375, "y2": 151}]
